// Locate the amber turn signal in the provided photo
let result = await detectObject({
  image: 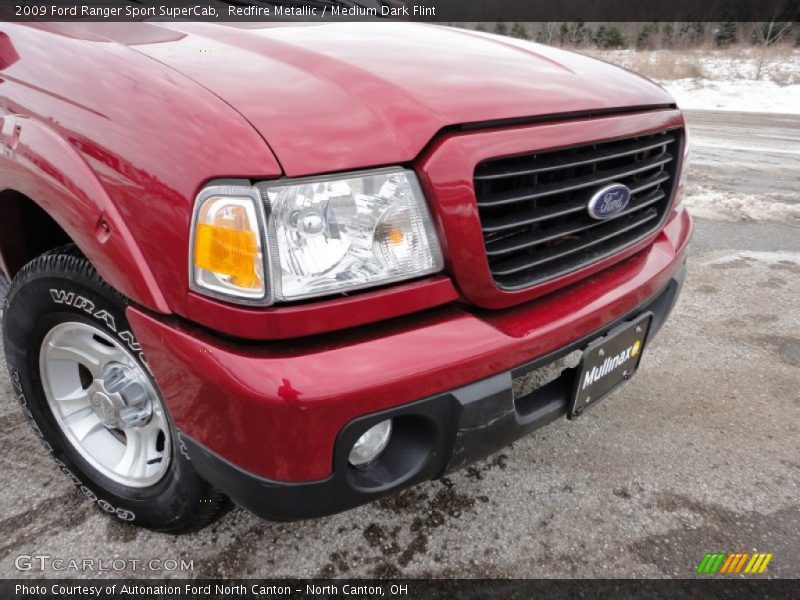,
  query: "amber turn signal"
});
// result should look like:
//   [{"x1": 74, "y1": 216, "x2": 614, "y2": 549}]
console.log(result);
[
  {"x1": 194, "y1": 222, "x2": 260, "y2": 289},
  {"x1": 190, "y1": 189, "x2": 266, "y2": 302}
]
